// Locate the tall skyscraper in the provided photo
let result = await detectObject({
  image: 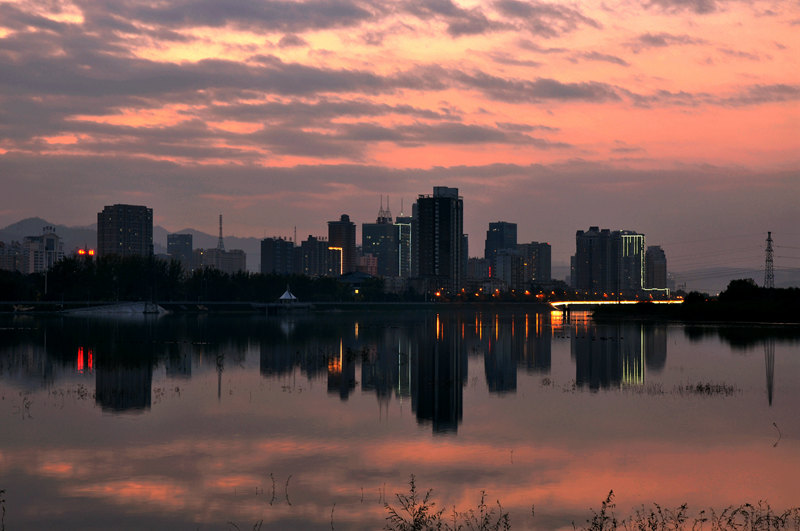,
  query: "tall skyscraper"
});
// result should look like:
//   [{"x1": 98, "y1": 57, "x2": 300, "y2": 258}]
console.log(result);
[
  {"x1": 261, "y1": 237, "x2": 294, "y2": 275},
  {"x1": 362, "y1": 198, "x2": 399, "y2": 277},
  {"x1": 645, "y1": 245, "x2": 667, "y2": 289},
  {"x1": 328, "y1": 214, "x2": 357, "y2": 275},
  {"x1": 395, "y1": 200, "x2": 413, "y2": 278},
  {"x1": 574, "y1": 227, "x2": 645, "y2": 295},
  {"x1": 484, "y1": 221, "x2": 517, "y2": 261},
  {"x1": 97, "y1": 204, "x2": 153, "y2": 257},
  {"x1": 167, "y1": 233, "x2": 192, "y2": 267},
  {"x1": 415, "y1": 186, "x2": 464, "y2": 293}
]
